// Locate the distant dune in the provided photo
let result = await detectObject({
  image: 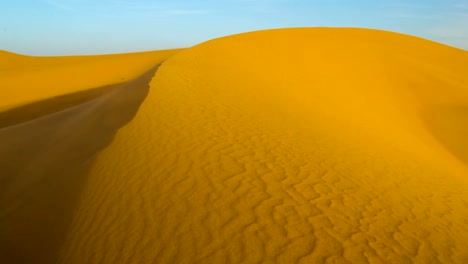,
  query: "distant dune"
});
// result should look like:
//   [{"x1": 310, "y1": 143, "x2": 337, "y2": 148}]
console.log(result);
[
  {"x1": 1, "y1": 28, "x2": 468, "y2": 264},
  {"x1": 0, "y1": 49, "x2": 180, "y2": 111}
]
